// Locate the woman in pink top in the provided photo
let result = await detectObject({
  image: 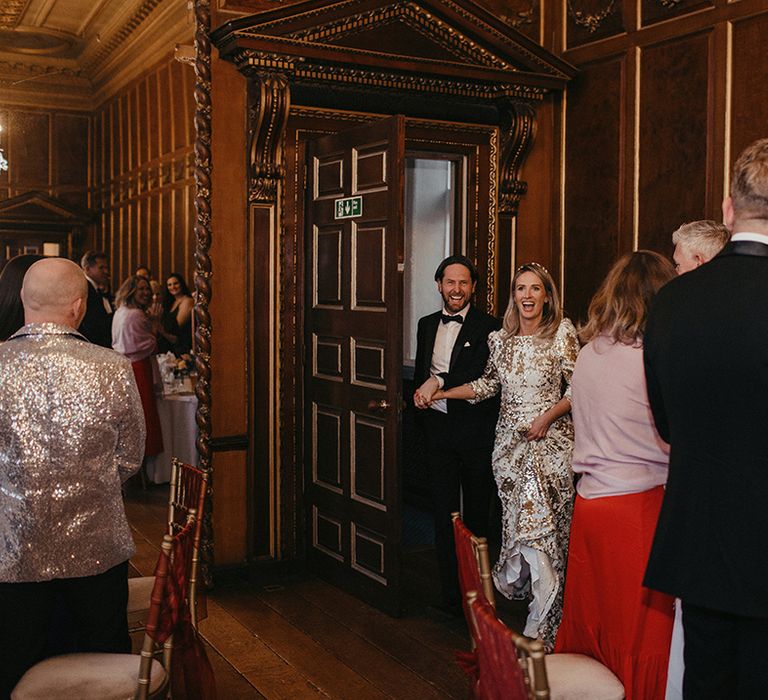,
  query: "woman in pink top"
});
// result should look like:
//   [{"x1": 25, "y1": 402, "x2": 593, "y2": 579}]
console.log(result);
[
  {"x1": 112, "y1": 275, "x2": 164, "y2": 457},
  {"x1": 555, "y1": 251, "x2": 676, "y2": 700}
]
